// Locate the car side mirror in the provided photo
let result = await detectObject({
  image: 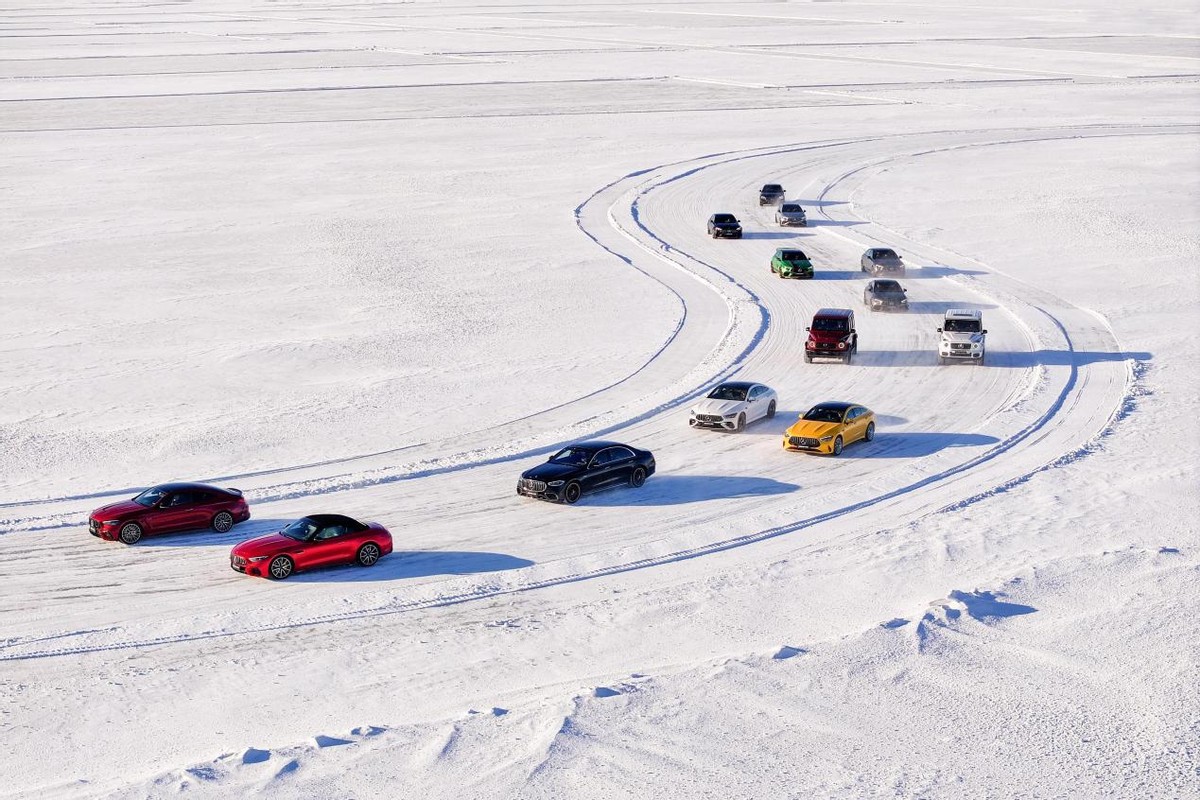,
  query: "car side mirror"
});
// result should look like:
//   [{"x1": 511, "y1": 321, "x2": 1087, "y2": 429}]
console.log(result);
[
  {"x1": 849, "y1": 328, "x2": 856, "y2": 334},
  {"x1": 805, "y1": 326, "x2": 811, "y2": 332},
  {"x1": 982, "y1": 329, "x2": 988, "y2": 334},
  {"x1": 936, "y1": 327, "x2": 943, "y2": 333}
]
